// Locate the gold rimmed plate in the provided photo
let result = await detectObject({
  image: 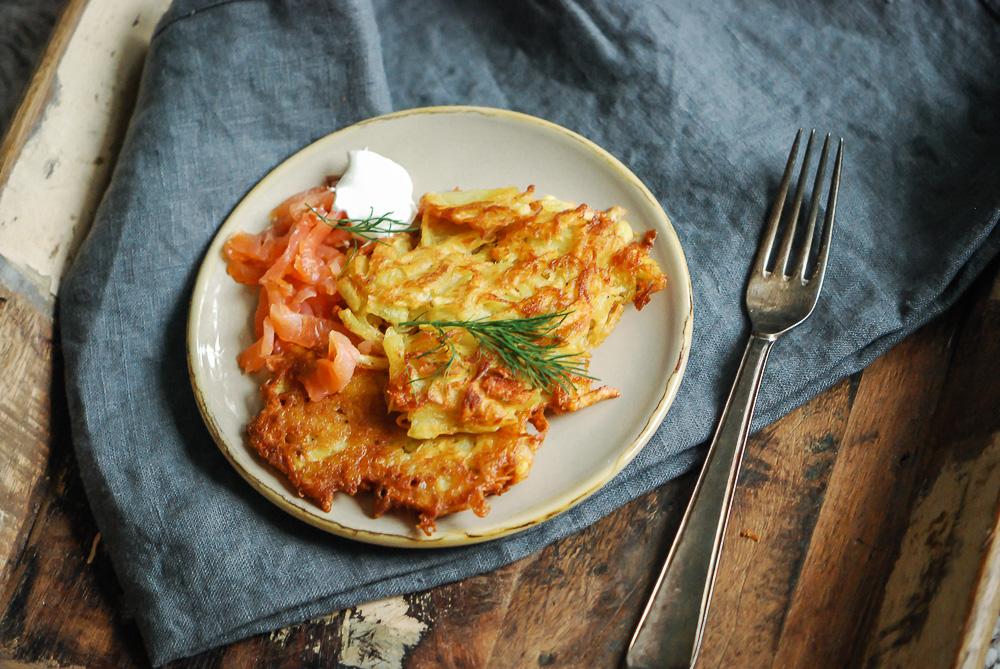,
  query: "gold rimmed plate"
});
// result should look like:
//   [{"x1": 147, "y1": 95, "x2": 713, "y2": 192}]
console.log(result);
[{"x1": 187, "y1": 106, "x2": 693, "y2": 547}]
